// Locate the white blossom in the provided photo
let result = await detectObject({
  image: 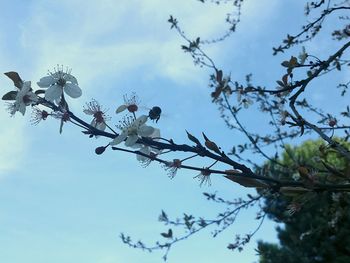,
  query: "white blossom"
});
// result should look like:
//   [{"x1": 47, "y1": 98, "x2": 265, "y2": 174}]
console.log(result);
[
  {"x1": 83, "y1": 100, "x2": 109, "y2": 131},
  {"x1": 37, "y1": 66, "x2": 82, "y2": 103},
  {"x1": 31, "y1": 107, "x2": 49, "y2": 125},
  {"x1": 193, "y1": 168, "x2": 212, "y2": 186},
  {"x1": 110, "y1": 115, "x2": 155, "y2": 147},
  {"x1": 135, "y1": 128, "x2": 161, "y2": 164},
  {"x1": 7, "y1": 81, "x2": 37, "y2": 116},
  {"x1": 115, "y1": 93, "x2": 140, "y2": 114},
  {"x1": 163, "y1": 159, "x2": 182, "y2": 178}
]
